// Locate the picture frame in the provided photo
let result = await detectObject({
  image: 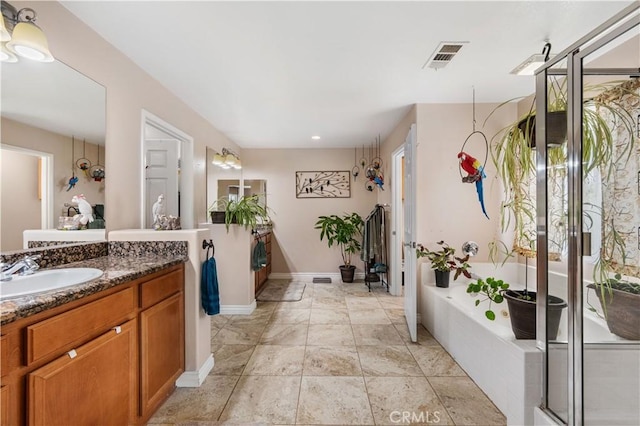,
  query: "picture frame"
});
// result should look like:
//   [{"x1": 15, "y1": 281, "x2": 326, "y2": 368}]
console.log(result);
[{"x1": 296, "y1": 171, "x2": 350, "y2": 198}]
